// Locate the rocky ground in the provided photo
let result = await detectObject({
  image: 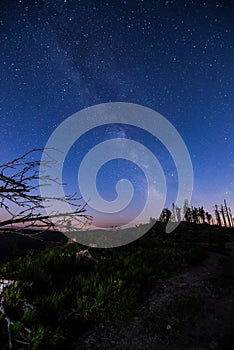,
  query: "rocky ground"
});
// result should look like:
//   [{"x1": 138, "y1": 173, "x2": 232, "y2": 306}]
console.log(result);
[{"x1": 73, "y1": 234, "x2": 234, "y2": 350}]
